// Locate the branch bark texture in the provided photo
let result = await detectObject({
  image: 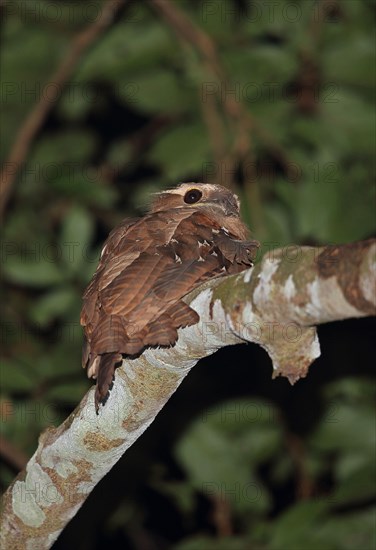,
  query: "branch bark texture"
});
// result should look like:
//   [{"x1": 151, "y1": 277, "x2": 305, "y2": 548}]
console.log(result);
[{"x1": 1, "y1": 240, "x2": 375, "y2": 548}]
